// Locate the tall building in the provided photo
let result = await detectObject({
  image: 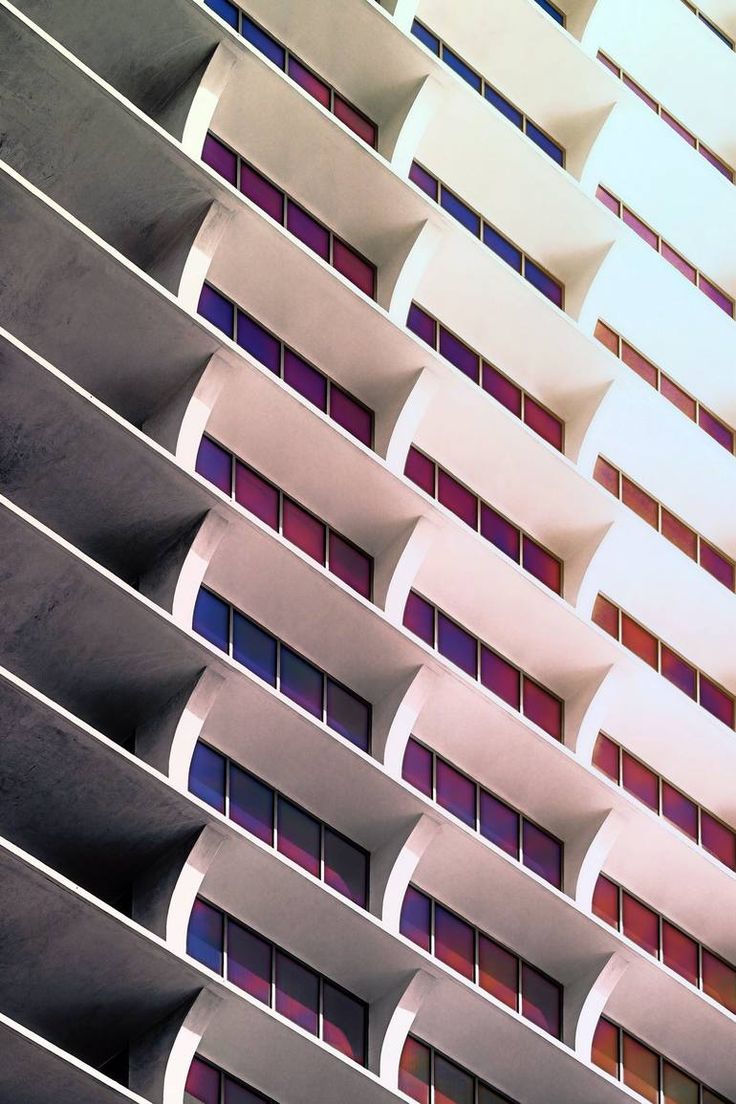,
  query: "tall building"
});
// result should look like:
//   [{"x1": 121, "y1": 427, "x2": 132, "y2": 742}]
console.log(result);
[{"x1": 1, "y1": 0, "x2": 735, "y2": 1102}]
